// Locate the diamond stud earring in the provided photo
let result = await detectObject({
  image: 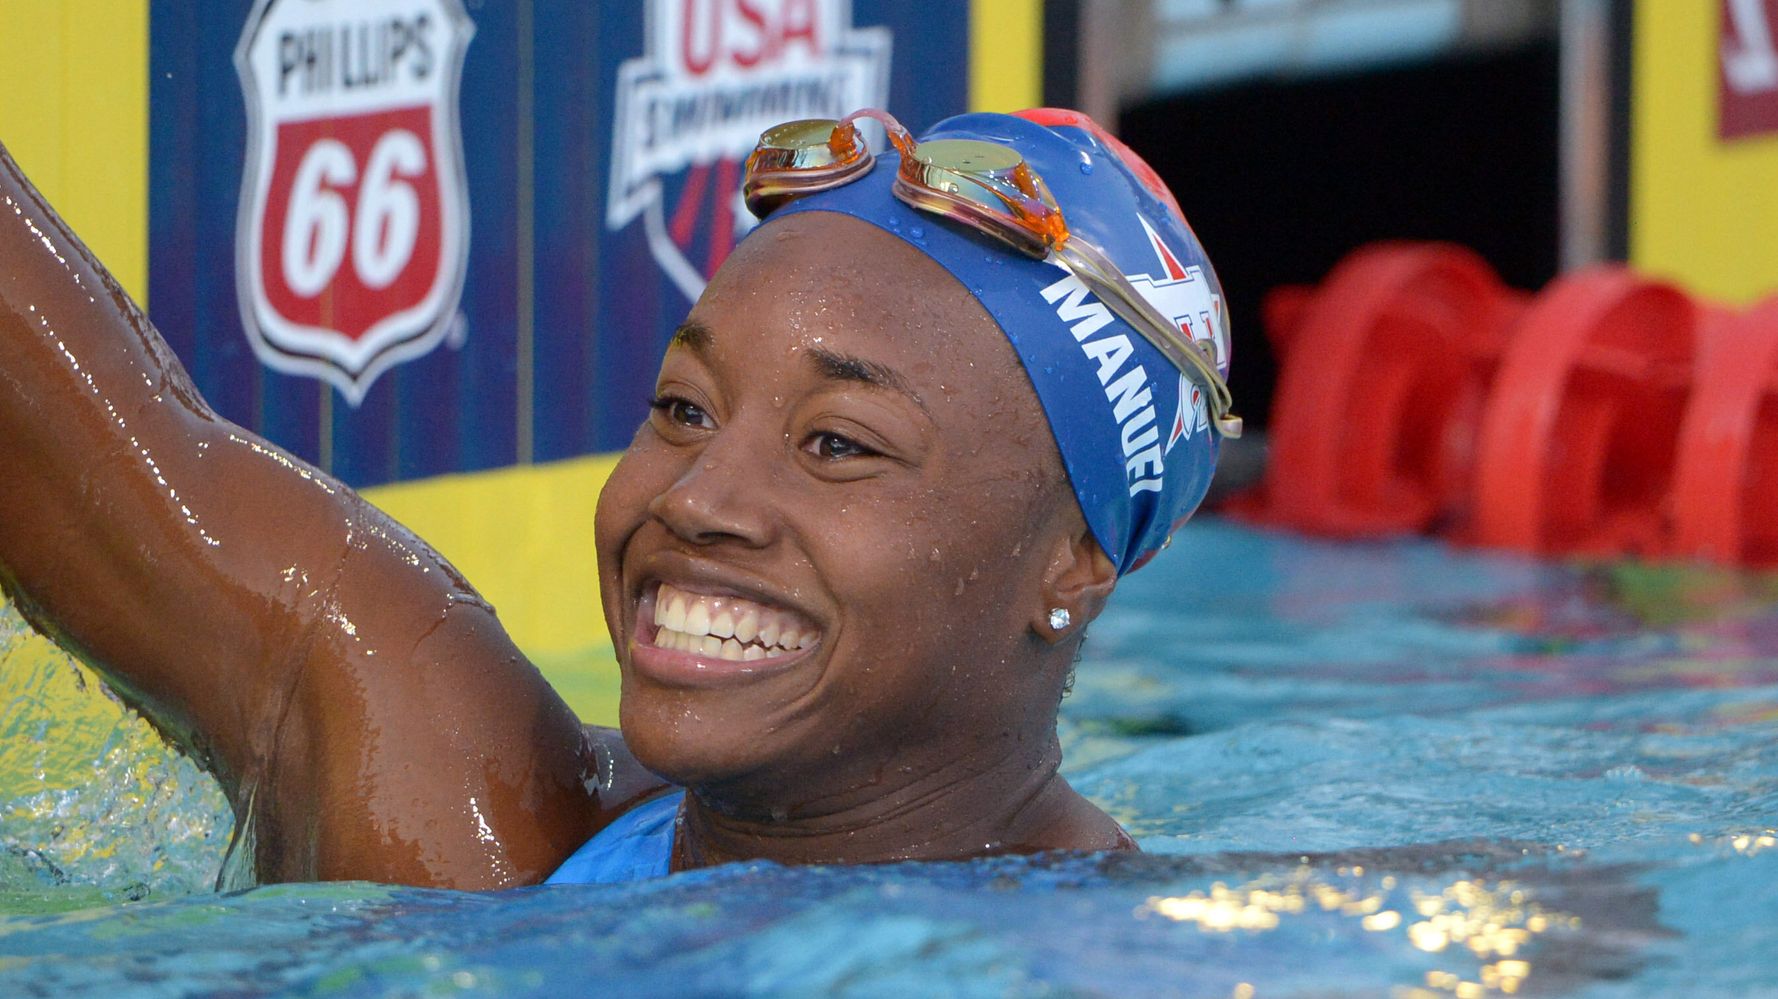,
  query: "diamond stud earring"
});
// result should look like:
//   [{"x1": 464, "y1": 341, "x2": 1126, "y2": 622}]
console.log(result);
[{"x1": 1048, "y1": 607, "x2": 1072, "y2": 631}]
